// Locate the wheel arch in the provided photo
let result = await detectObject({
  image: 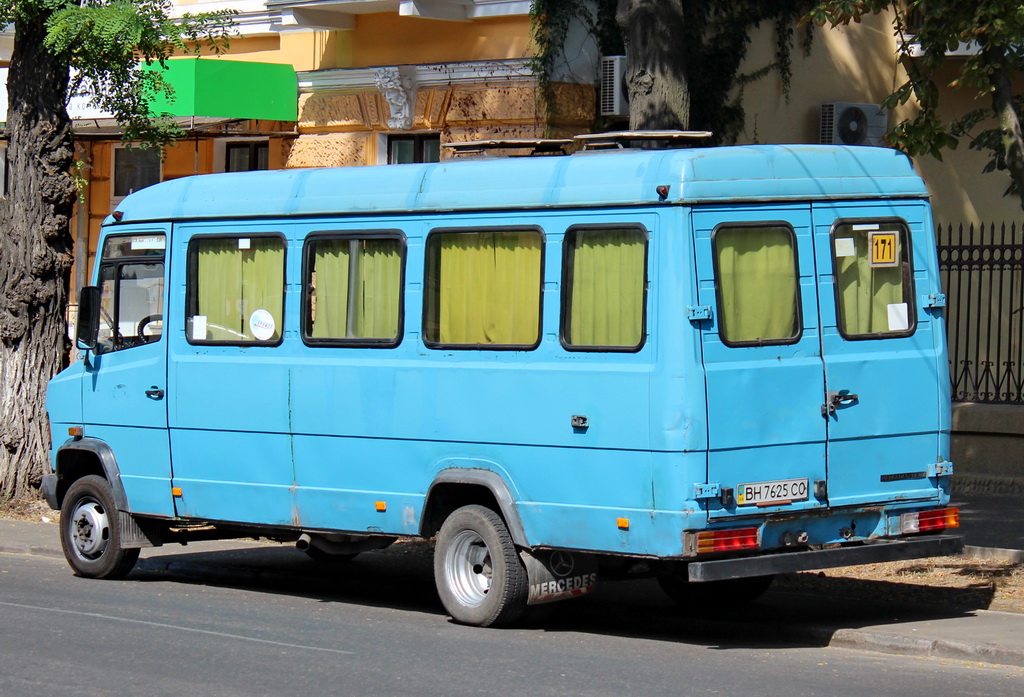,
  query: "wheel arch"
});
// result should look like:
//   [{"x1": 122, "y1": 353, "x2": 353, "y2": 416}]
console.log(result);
[
  {"x1": 422, "y1": 469, "x2": 528, "y2": 547},
  {"x1": 53, "y1": 438, "x2": 130, "y2": 512}
]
